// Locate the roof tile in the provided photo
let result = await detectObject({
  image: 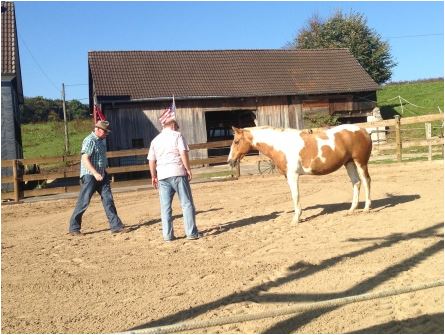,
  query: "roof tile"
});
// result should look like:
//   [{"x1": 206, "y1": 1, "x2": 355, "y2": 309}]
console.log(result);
[{"x1": 1, "y1": 1, "x2": 17, "y2": 75}]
